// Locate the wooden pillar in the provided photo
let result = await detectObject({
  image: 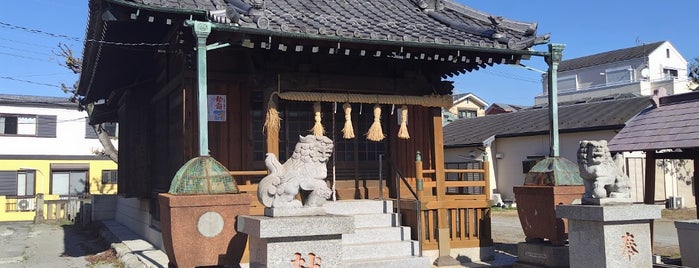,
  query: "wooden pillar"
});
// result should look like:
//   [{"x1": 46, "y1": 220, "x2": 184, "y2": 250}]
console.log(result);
[
  {"x1": 431, "y1": 108, "x2": 459, "y2": 266},
  {"x1": 644, "y1": 151, "x2": 656, "y2": 204}
]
